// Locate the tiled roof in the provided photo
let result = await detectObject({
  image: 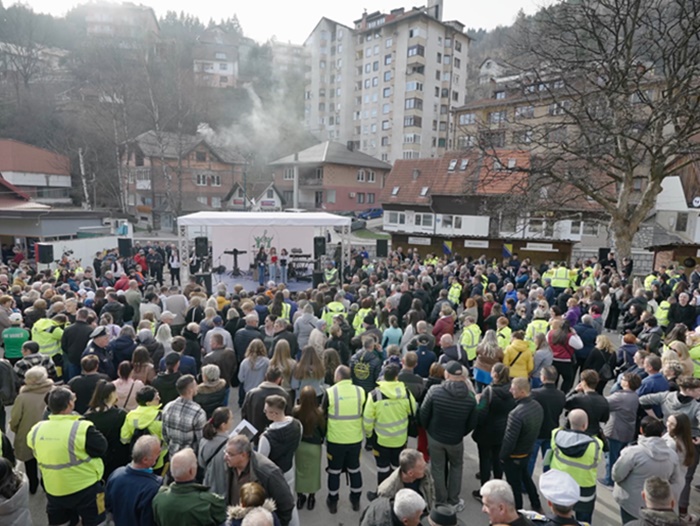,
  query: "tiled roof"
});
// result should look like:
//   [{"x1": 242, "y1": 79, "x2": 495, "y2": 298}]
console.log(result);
[
  {"x1": 132, "y1": 131, "x2": 246, "y2": 165},
  {"x1": 380, "y1": 150, "x2": 530, "y2": 205},
  {"x1": 269, "y1": 141, "x2": 392, "y2": 171},
  {"x1": 0, "y1": 139, "x2": 70, "y2": 175}
]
